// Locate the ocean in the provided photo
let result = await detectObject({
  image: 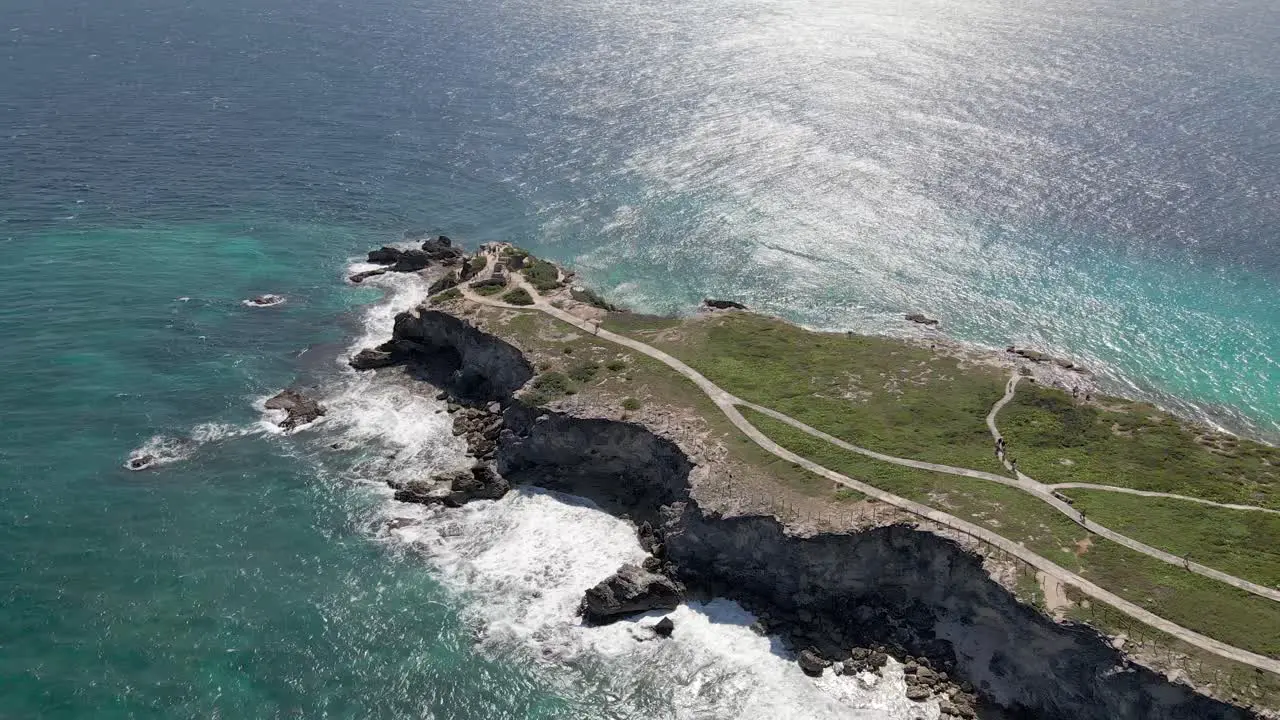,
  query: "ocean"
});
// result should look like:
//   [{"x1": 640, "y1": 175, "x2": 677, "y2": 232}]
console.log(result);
[{"x1": 1, "y1": 0, "x2": 1276, "y2": 716}]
